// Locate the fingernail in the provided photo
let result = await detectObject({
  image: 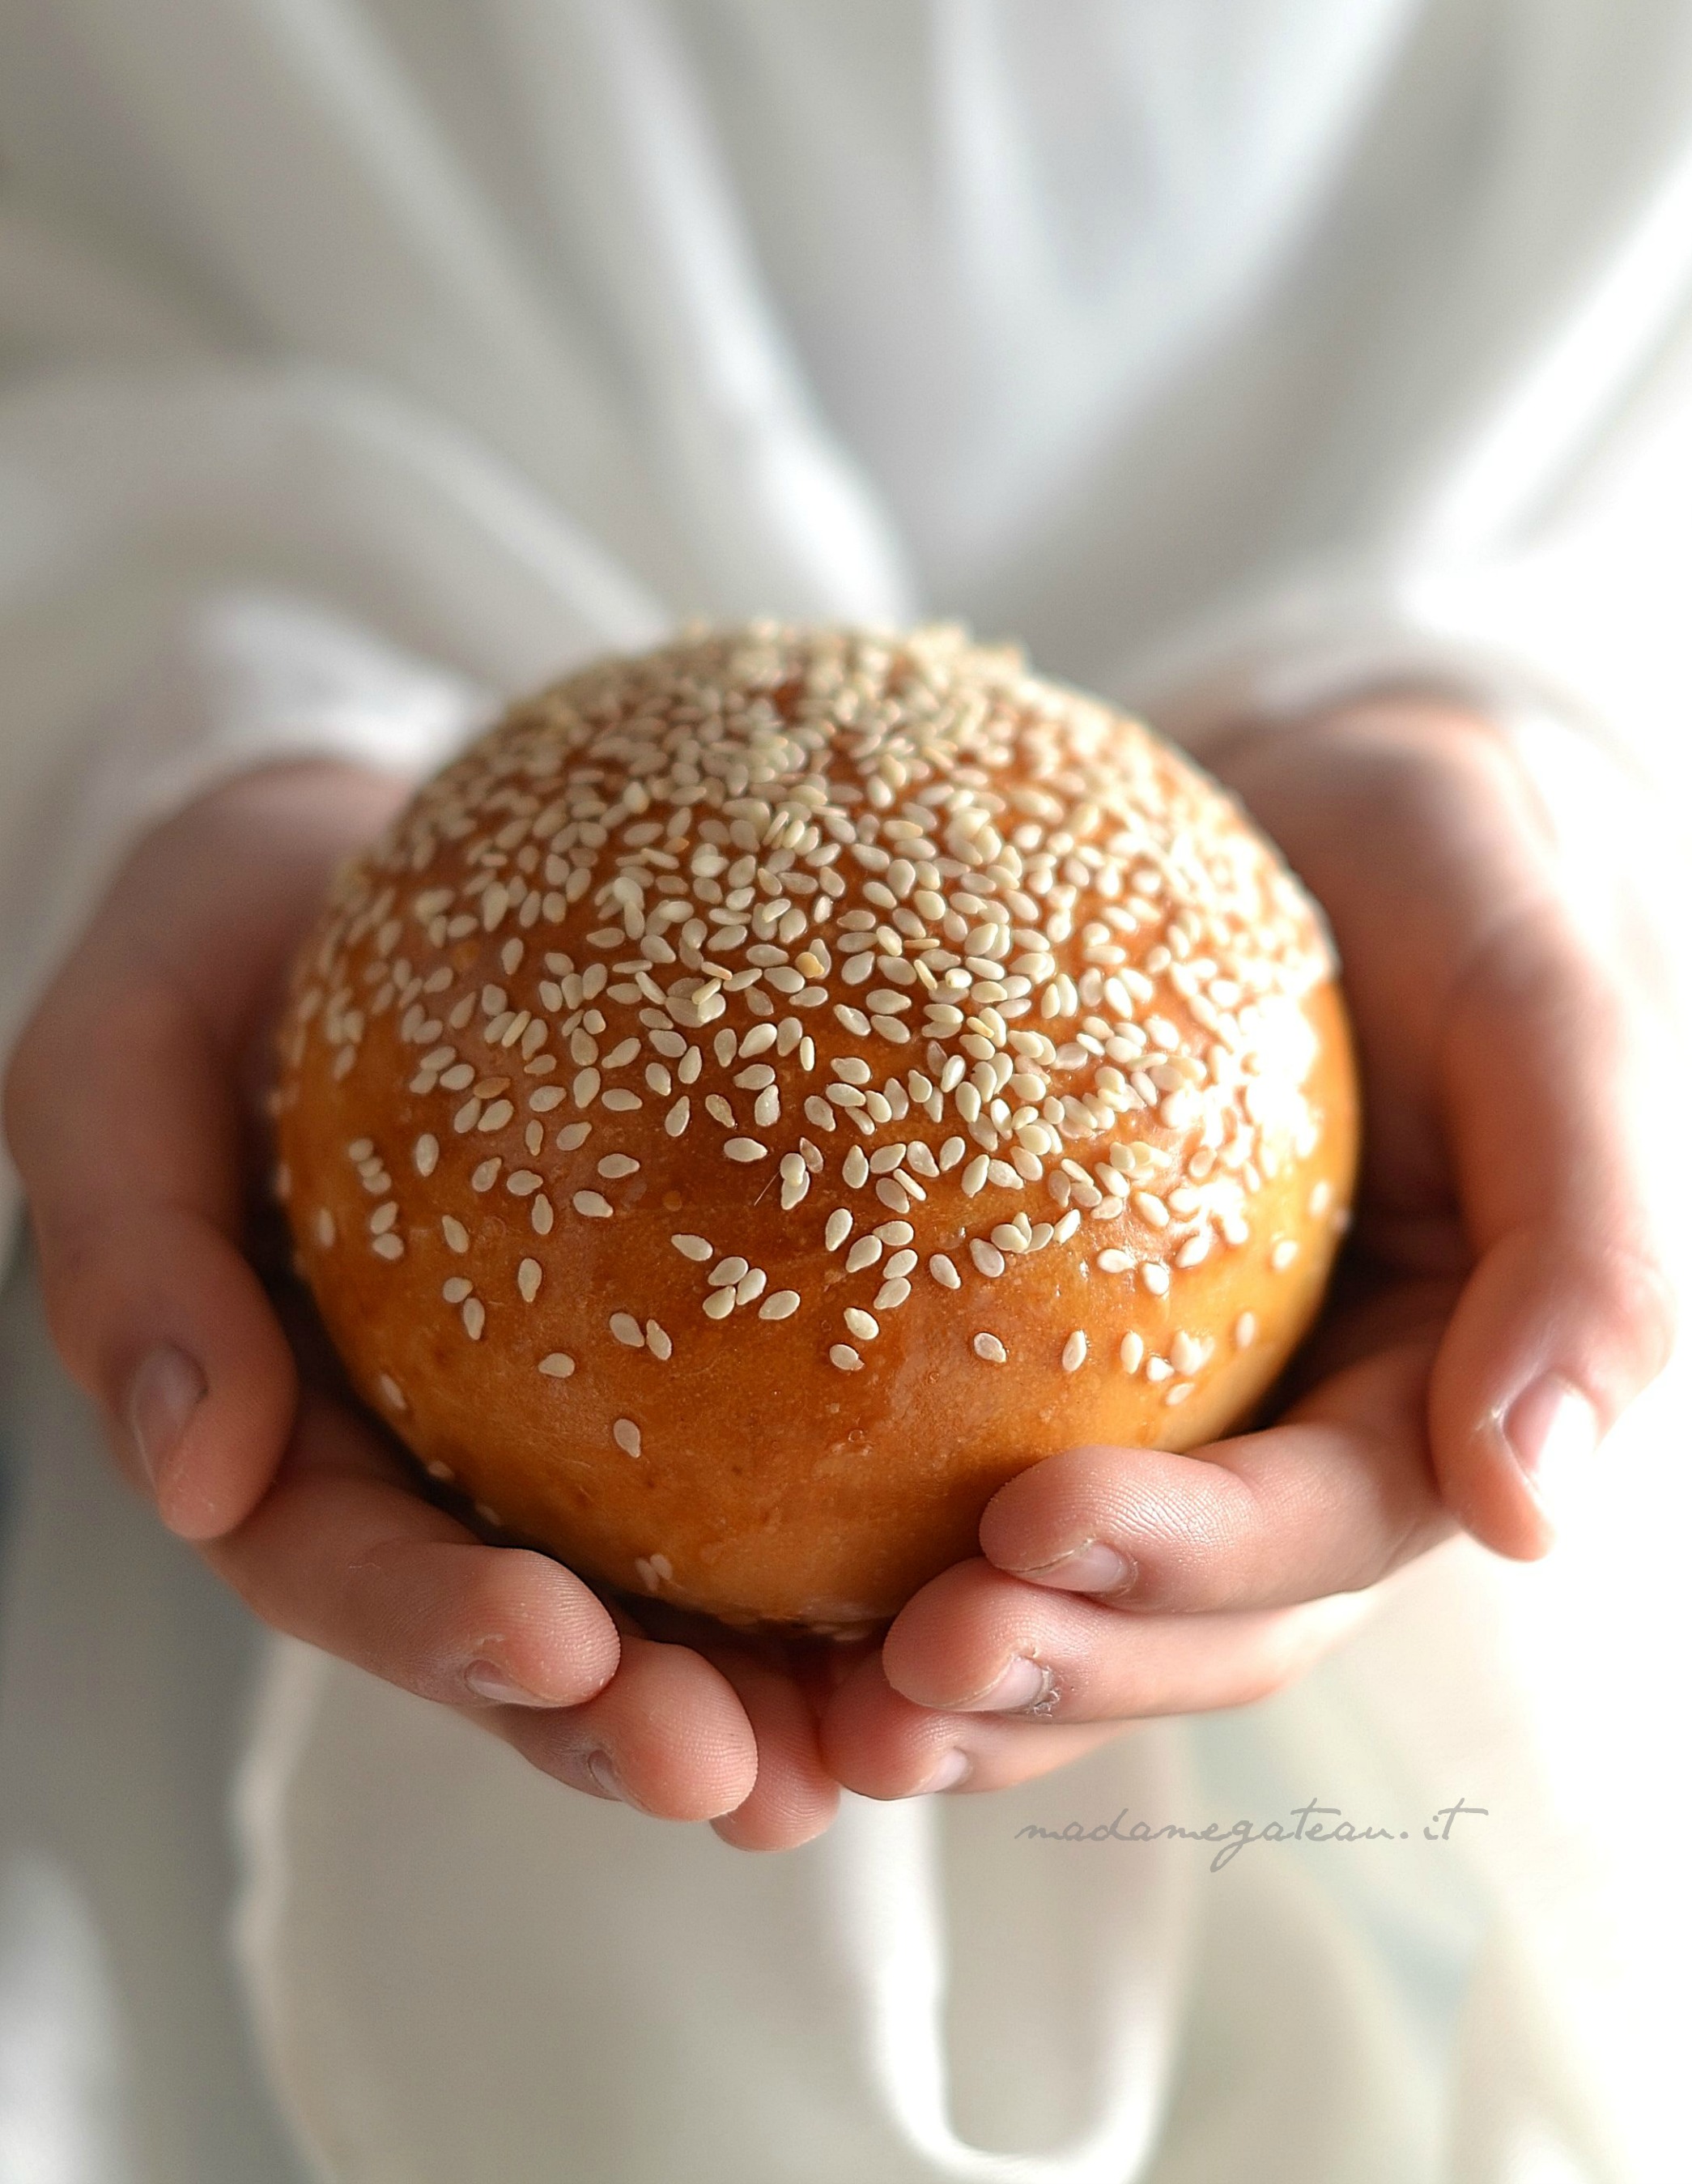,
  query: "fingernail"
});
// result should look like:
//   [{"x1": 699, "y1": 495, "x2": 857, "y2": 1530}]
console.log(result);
[
  {"x1": 463, "y1": 1660, "x2": 554, "y2": 1708},
  {"x1": 1016, "y1": 1541, "x2": 1133, "y2": 1594},
  {"x1": 1502, "y1": 1374, "x2": 1601, "y2": 1513},
  {"x1": 964, "y1": 1654, "x2": 1053, "y2": 1714},
  {"x1": 920, "y1": 1749, "x2": 971, "y2": 1794},
  {"x1": 127, "y1": 1345, "x2": 206, "y2": 1491},
  {"x1": 585, "y1": 1750, "x2": 626, "y2": 1803}
]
